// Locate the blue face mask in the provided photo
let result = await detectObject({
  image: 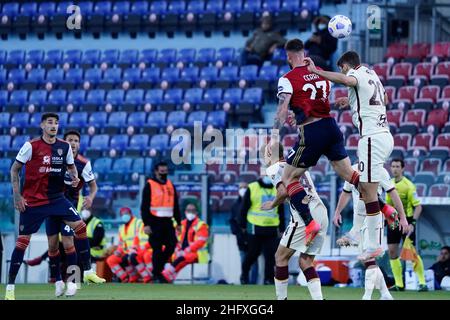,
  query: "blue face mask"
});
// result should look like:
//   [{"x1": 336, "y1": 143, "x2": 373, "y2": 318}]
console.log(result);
[
  {"x1": 121, "y1": 214, "x2": 131, "y2": 224},
  {"x1": 262, "y1": 176, "x2": 272, "y2": 185}
]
